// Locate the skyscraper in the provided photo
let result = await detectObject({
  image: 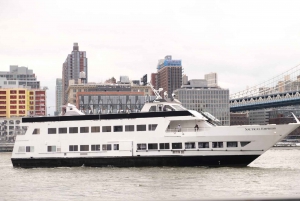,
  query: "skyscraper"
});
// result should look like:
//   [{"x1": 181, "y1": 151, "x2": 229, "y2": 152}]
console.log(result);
[
  {"x1": 204, "y1": 72, "x2": 218, "y2": 87},
  {"x1": 55, "y1": 78, "x2": 62, "y2": 115},
  {"x1": 155, "y1": 55, "x2": 182, "y2": 98},
  {"x1": 62, "y1": 43, "x2": 88, "y2": 104}
]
